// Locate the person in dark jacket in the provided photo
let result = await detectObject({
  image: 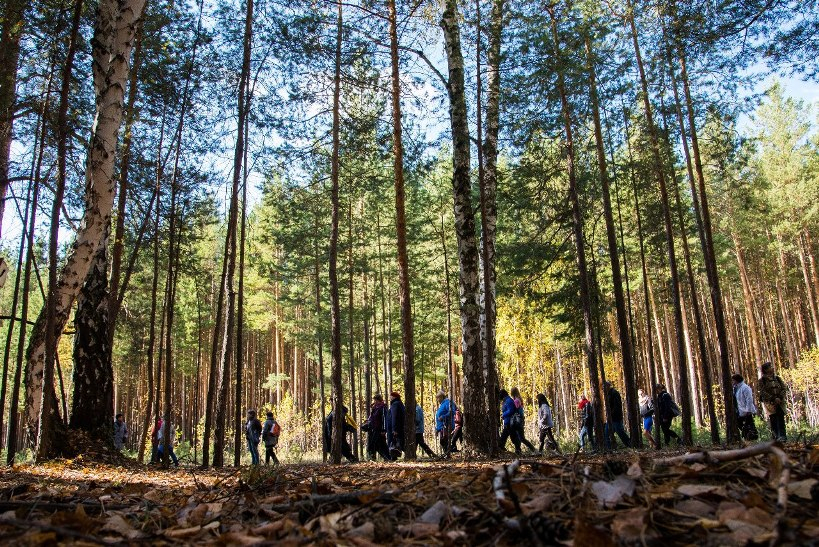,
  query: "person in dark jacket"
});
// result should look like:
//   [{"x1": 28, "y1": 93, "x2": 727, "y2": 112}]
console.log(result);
[
  {"x1": 603, "y1": 381, "x2": 631, "y2": 449},
  {"x1": 510, "y1": 387, "x2": 537, "y2": 453},
  {"x1": 388, "y1": 391, "x2": 406, "y2": 459},
  {"x1": 261, "y1": 411, "x2": 280, "y2": 465},
  {"x1": 656, "y1": 384, "x2": 681, "y2": 446},
  {"x1": 246, "y1": 409, "x2": 263, "y2": 466},
  {"x1": 498, "y1": 389, "x2": 522, "y2": 454},
  {"x1": 578, "y1": 395, "x2": 595, "y2": 451},
  {"x1": 414, "y1": 404, "x2": 436, "y2": 458},
  {"x1": 323, "y1": 405, "x2": 358, "y2": 463},
  {"x1": 365, "y1": 395, "x2": 391, "y2": 461}
]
